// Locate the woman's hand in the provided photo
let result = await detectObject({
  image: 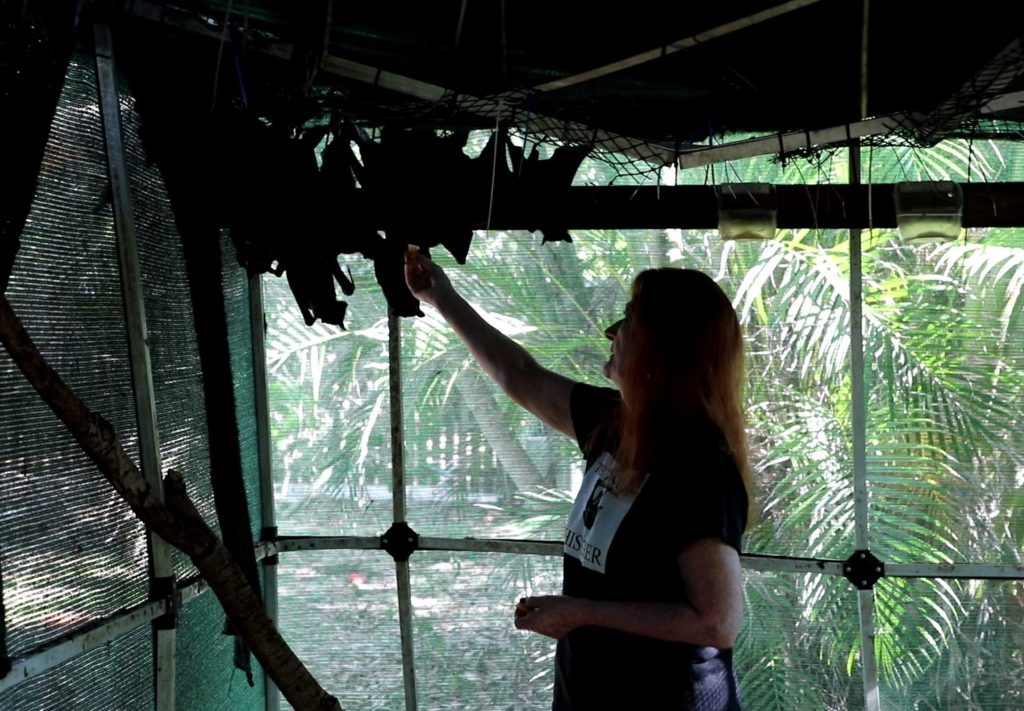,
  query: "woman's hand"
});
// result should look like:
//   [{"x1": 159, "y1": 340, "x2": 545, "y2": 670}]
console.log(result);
[
  {"x1": 404, "y1": 247, "x2": 454, "y2": 309},
  {"x1": 516, "y1": 540, "x2": 744, "y2": 648},
  {"x1": 514, "y1": 595, "x2": 589, "y2": 640}
]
